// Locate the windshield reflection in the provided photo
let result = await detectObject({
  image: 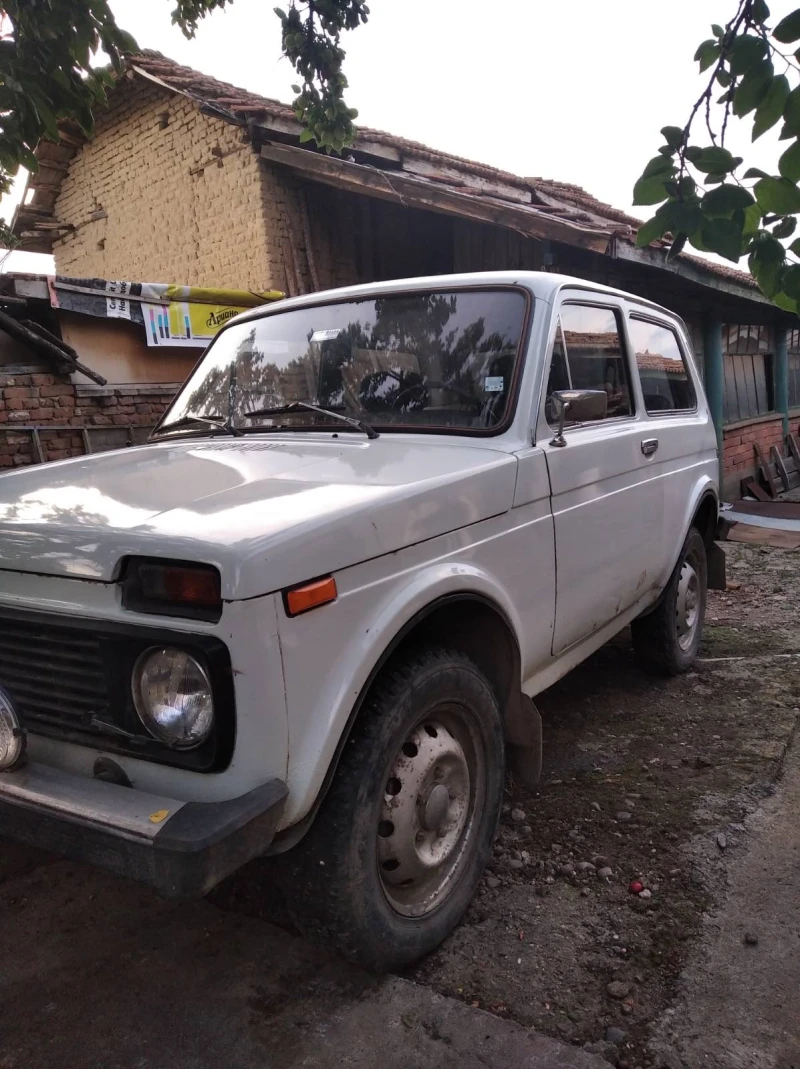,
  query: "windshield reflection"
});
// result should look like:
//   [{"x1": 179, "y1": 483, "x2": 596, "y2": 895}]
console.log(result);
[{"x1": 158, "y1": 289, "x2": 527, "y2": 437}]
